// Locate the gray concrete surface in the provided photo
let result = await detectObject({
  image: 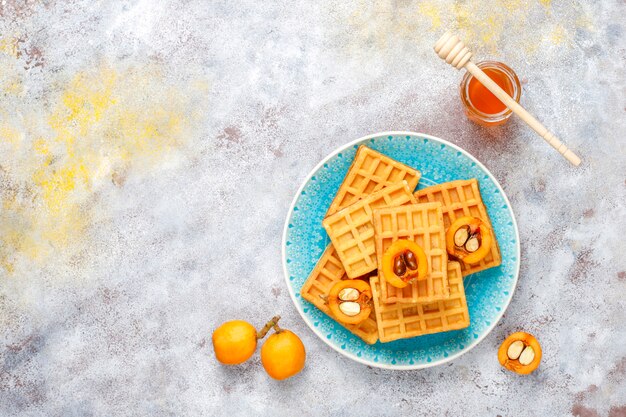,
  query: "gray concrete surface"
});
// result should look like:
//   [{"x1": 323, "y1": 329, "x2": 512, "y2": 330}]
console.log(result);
[{"x1": 0, "y1": 0, "x2": 625, "y2": 416}]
